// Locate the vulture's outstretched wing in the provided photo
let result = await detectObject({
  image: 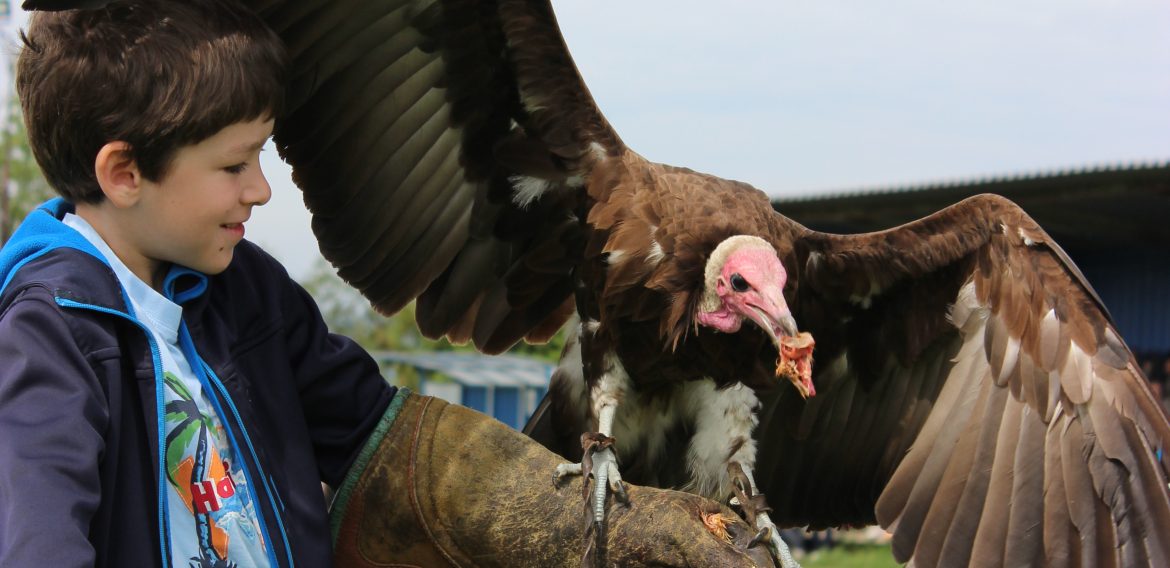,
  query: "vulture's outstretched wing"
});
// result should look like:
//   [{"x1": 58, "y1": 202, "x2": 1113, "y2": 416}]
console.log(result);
[
  {"x1": 252, "y1": 0, "x2": 621, "y2": 352},
  {"x1": 758, "y1": 193, "x2": 1170, "y2": 566}
]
